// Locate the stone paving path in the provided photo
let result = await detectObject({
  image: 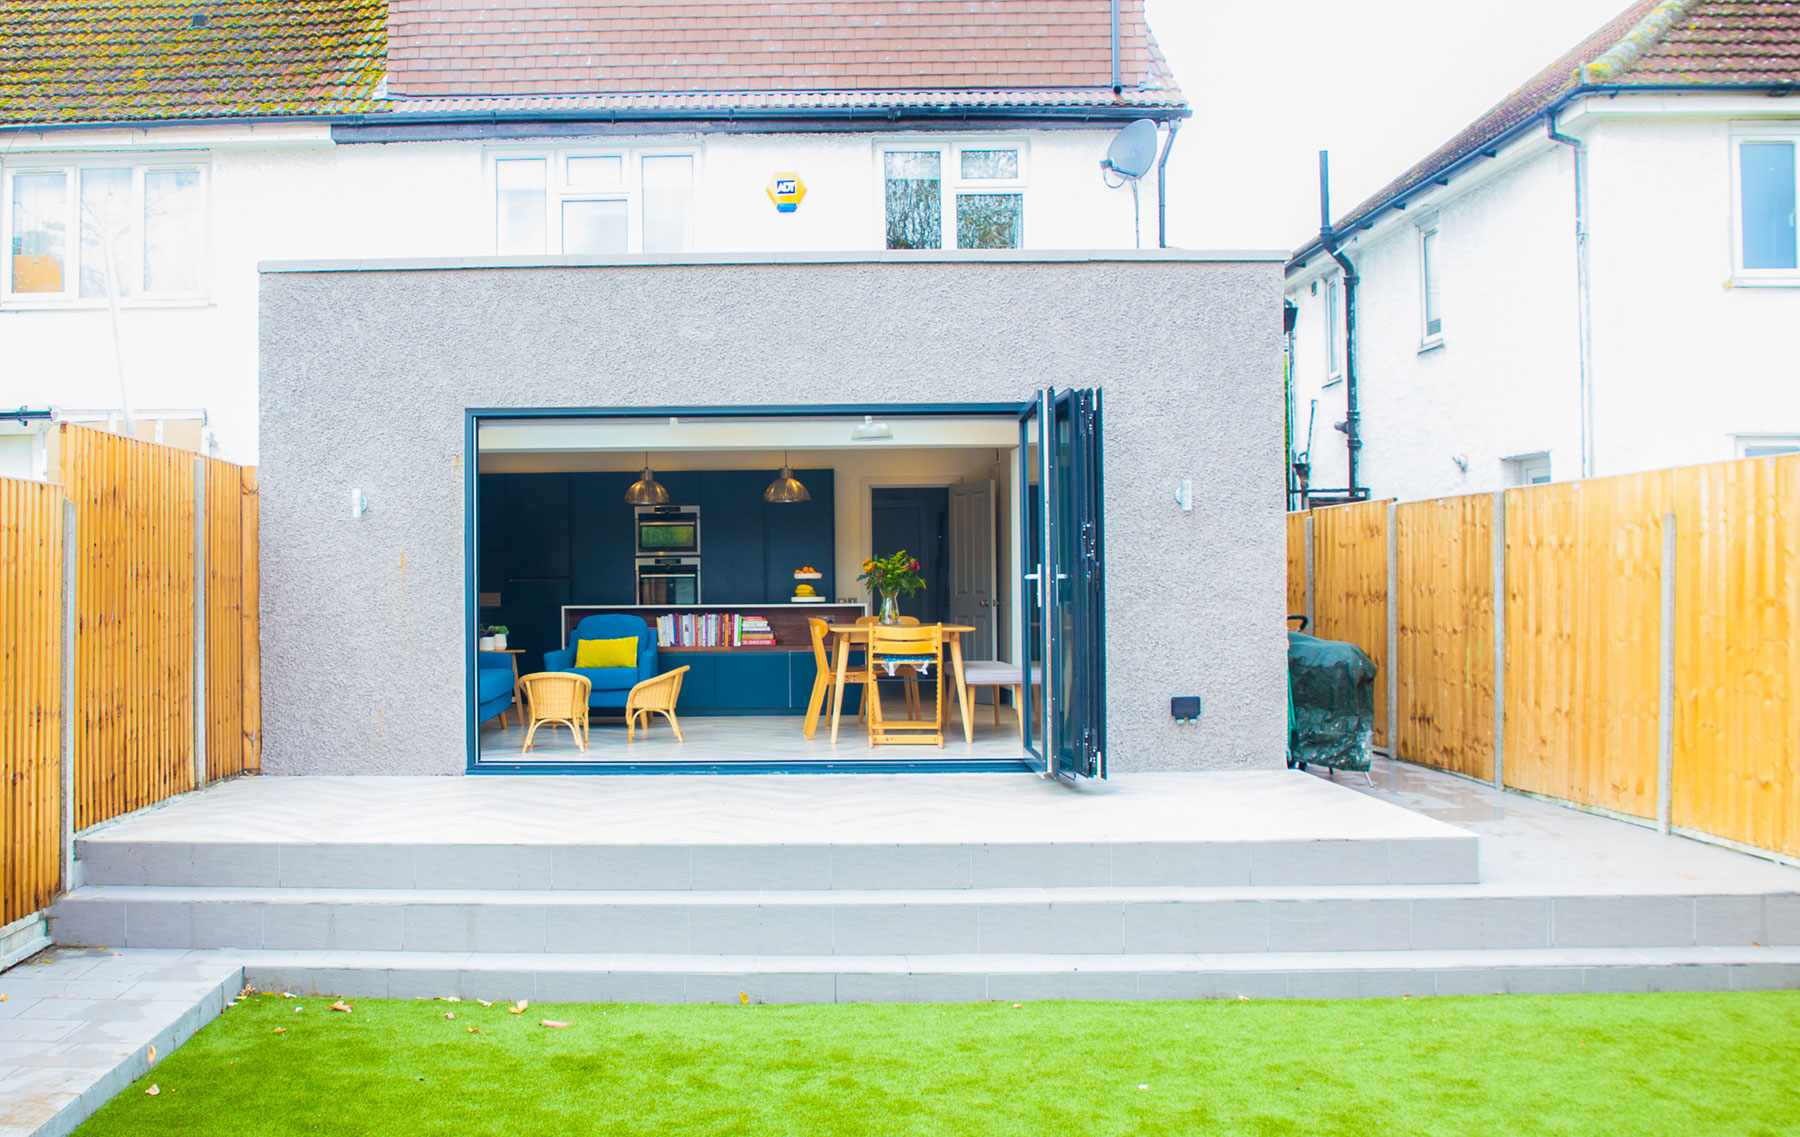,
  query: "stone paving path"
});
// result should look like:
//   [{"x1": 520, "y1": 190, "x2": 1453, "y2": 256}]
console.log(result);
[{"x1": 0, "y1": 949, "x2": 241, "y2": 1137}]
